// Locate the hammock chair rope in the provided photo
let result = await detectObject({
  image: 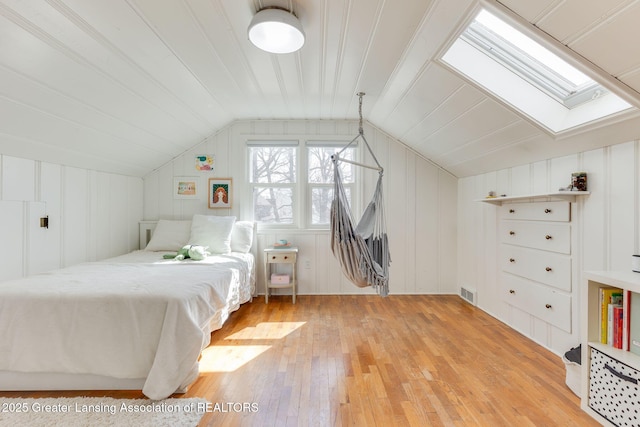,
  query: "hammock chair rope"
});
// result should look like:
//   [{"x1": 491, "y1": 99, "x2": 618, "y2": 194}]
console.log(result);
[{"x1": 330, "y1": 93, "x2": 390, "y2": 296}]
